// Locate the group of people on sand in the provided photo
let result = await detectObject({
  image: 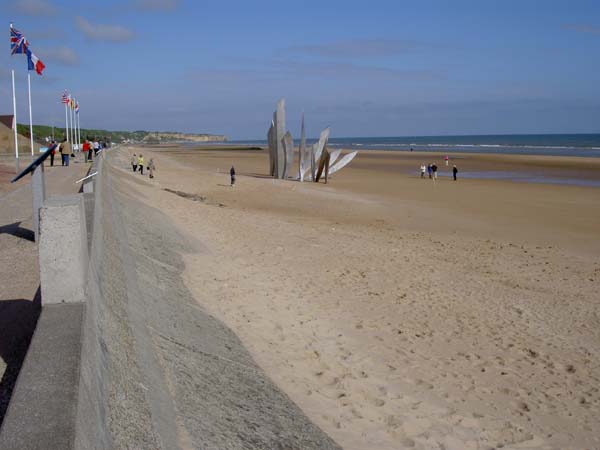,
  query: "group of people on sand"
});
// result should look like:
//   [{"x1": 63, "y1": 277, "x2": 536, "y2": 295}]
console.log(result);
[
  {"x1": 420, "y1": 157, "x2": 459, "y2": 181},
  {"x1": 131, "y1": 153, "x2": 156, "y2": 178}
]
